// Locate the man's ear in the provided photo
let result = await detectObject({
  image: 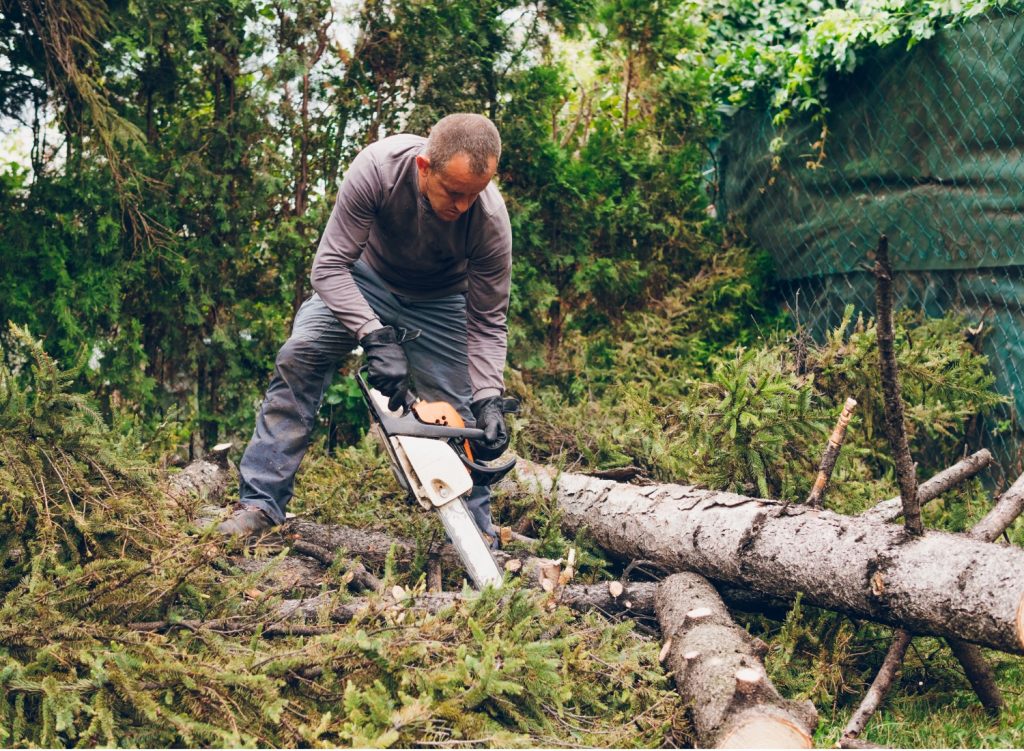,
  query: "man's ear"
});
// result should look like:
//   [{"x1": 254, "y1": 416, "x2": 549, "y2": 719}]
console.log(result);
[{"x1": 415, "y1": 154, "x2": 430, "y2": 174}]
